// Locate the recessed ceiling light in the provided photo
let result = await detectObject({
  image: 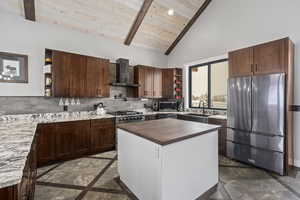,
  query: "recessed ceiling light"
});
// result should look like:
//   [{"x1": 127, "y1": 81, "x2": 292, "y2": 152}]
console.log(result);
[{"x1": 168, "y1": 9, "x2": 174, "y2": 16}]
